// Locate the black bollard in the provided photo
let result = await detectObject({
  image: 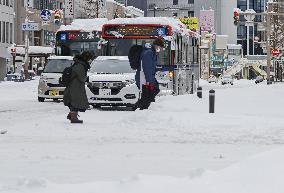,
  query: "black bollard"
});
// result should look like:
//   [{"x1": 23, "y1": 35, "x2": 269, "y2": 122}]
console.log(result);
[
  {"x1": 197, "y1": 87, "x2": 202, "y2": 98},
  {"x1": 209, "y1": 89, "x2": 215, "y2": 113}
]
